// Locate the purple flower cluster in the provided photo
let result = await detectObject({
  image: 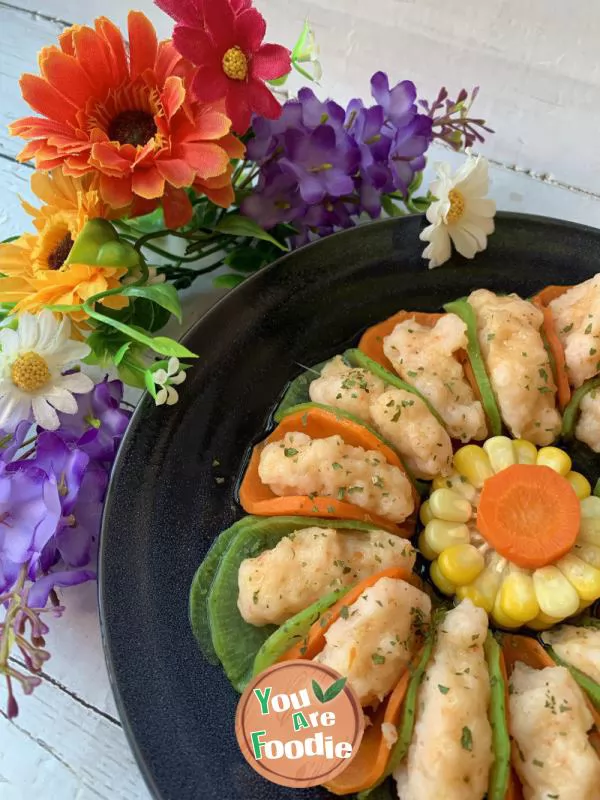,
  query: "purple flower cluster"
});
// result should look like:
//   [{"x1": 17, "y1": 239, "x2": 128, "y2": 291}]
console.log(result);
[
  {"x1": 0, "y1": 378, "x2": 130, "y2": 715},
  {"x1": 242, "y1": 72, "x2": 433, "y2": 244},
  {"x1": 0, "y1": 379, "x2": 130, "y2": 603}
]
